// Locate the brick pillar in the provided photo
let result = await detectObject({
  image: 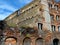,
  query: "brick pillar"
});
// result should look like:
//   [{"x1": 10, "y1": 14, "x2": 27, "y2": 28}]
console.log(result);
[
  {"x1": 19, "y1": 40, "x2": 22, "y2": 45},
  {"x1": 31, "y1": 37, "x2": 35, "y2": 45},
  {"x1": 43, "y1": 40, "x2": 45, "y2": 45},
  {"x1": 41, "y1": 0, "x2": 51, "y2": 31}
]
